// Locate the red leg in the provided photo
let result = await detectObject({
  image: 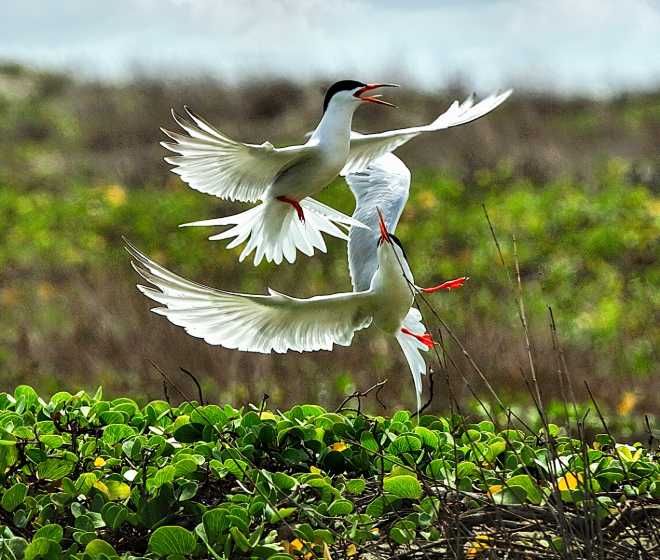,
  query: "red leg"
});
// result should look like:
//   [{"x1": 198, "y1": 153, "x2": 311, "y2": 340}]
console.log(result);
[
  {"x1": 401, "y1": 327, "x2": 435, "y2": 349},
  {"x1": 276, "y1": 195, "x2": 305, "y2": 222},
  {"x1": 420, "y1": 276, "x2": 468, "y2": 293}
]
